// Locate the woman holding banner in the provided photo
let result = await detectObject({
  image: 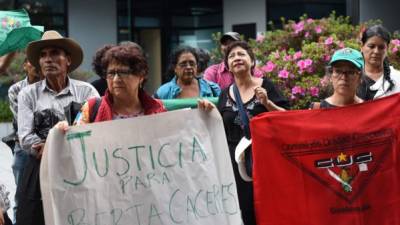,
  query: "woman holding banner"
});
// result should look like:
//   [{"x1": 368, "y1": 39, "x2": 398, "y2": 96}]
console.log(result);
[
  {"x1": 217, "y1": 41, "x2": 289, "y2": 225},
  {"x1": 357, "y1": 25, "x2": 400, "y2": 100},
  {"x1": 73, "y1": 44, "x2": 166, "y2": 124},
  {"x1": 310, "y1": 48, "x2": 364, "y2": 109}
]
